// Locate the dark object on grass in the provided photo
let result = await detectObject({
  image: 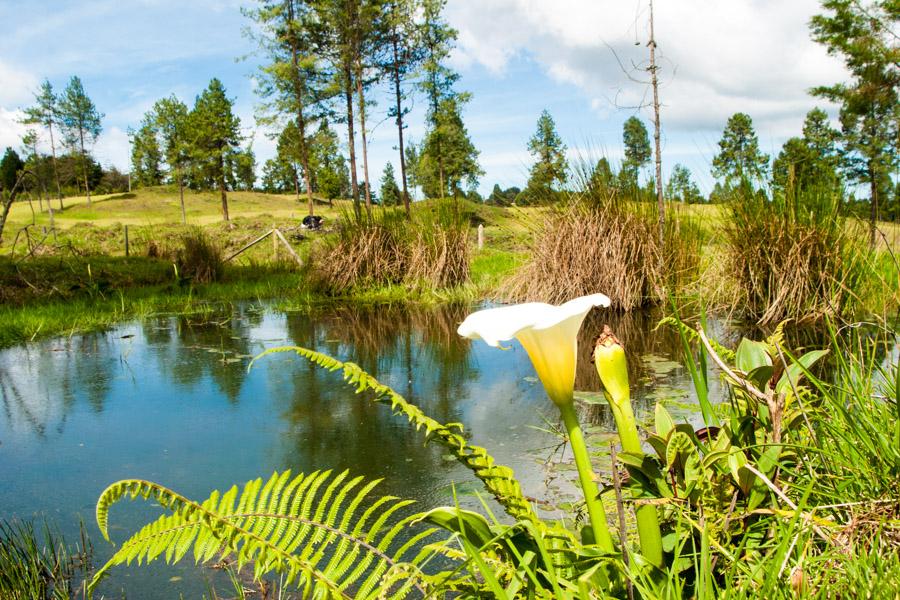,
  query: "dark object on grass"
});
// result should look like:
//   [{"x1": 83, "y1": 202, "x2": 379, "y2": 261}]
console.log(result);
[{"x1": 301, "y1": 215, "x2": 324, "y2": 231}]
